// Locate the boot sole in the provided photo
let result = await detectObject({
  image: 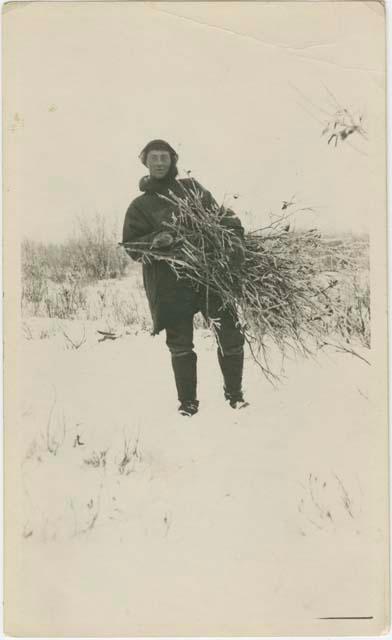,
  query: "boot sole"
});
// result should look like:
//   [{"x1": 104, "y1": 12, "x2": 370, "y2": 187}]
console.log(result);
[{"x1": 229, "y1": 401, "x2": 250, "y2": 410}]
